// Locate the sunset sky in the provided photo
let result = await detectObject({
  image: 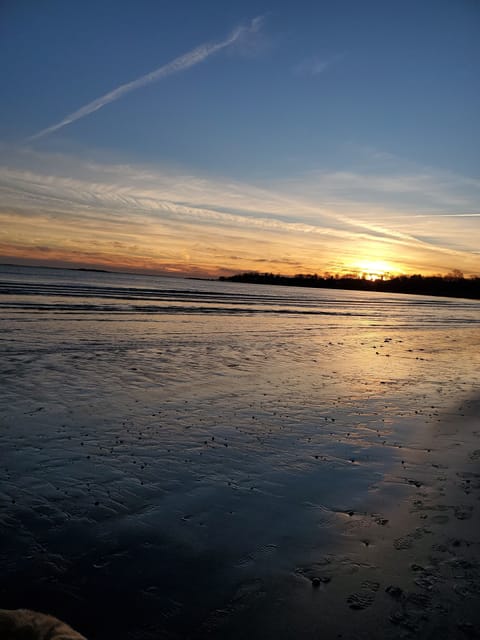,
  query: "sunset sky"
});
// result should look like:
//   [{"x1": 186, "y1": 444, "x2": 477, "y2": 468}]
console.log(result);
[{"x1": 1, "y1": 0, "x2": 479, "y2": 278}]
